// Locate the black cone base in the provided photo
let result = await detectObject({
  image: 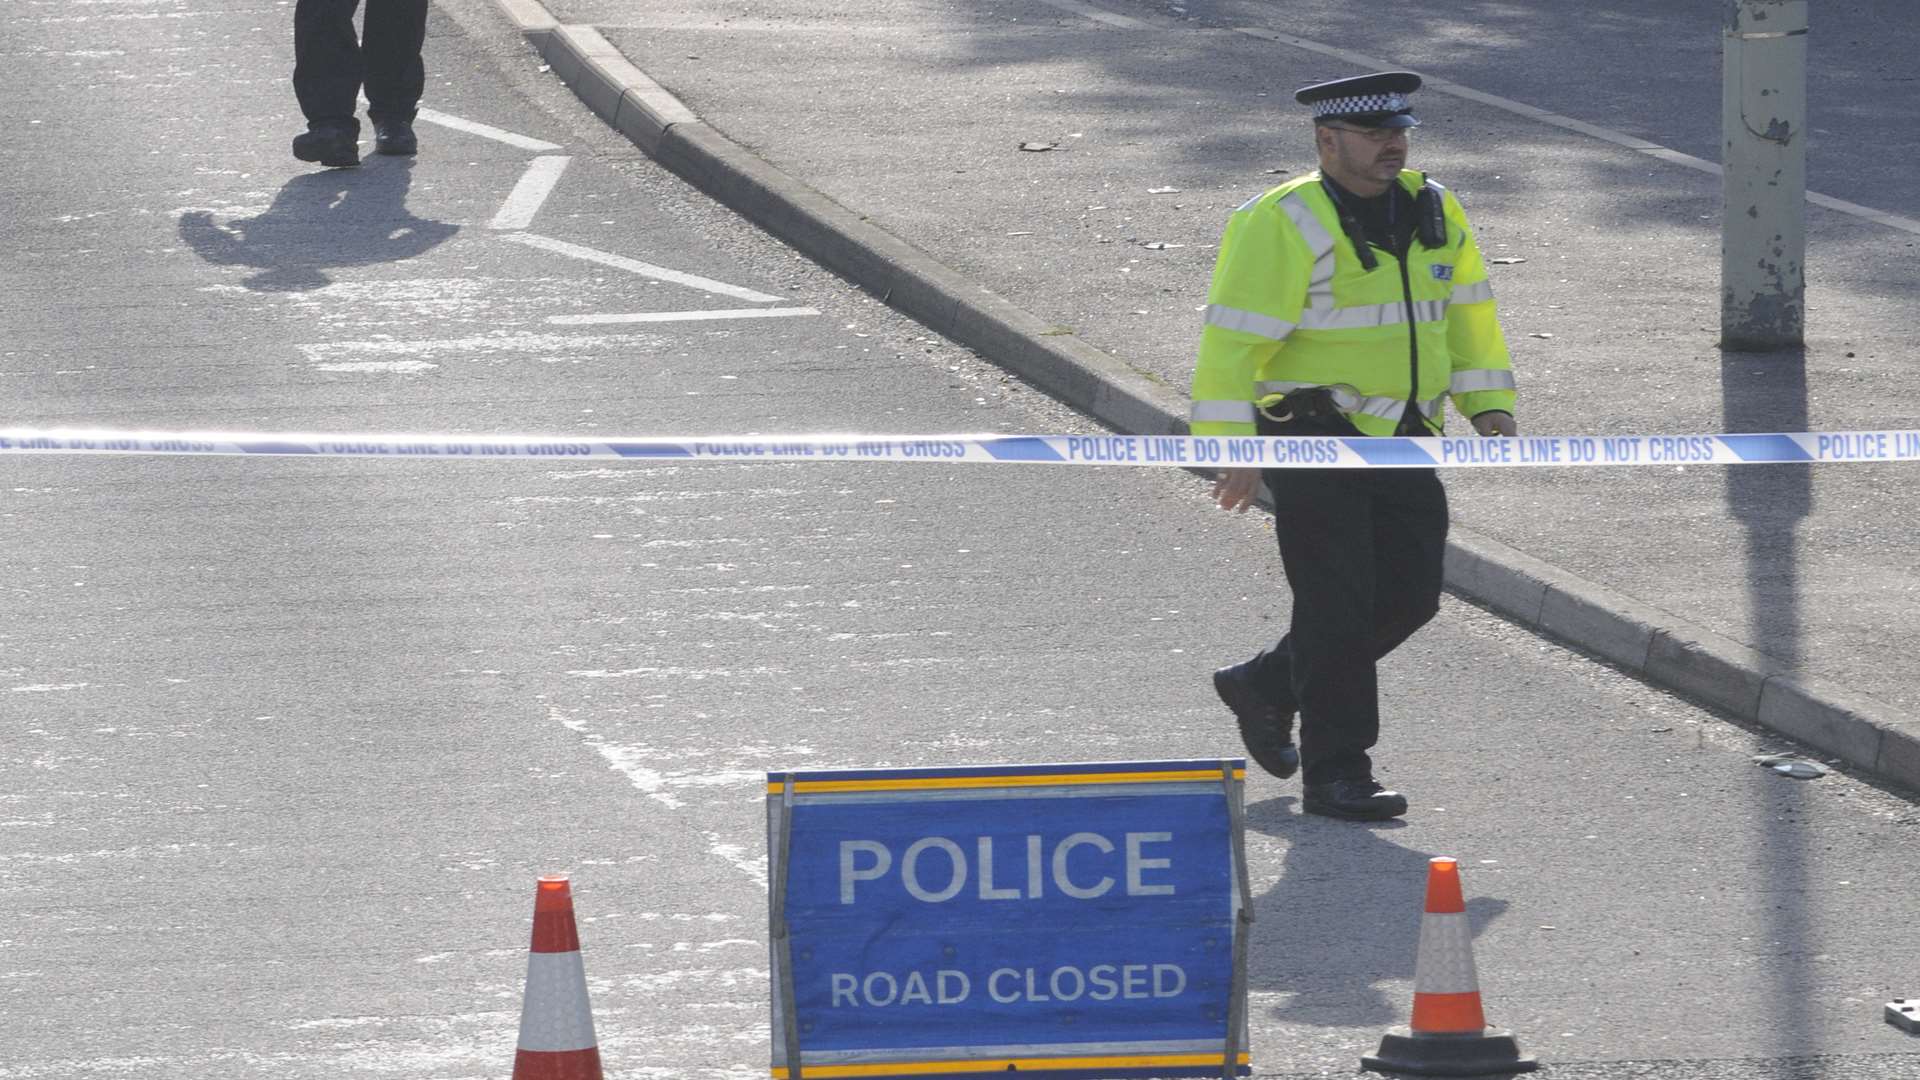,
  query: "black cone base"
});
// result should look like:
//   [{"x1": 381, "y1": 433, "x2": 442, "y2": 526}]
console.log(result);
[{"x1": 1360, "y1": 1027, "x2": 1537, "y2": 1076}]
